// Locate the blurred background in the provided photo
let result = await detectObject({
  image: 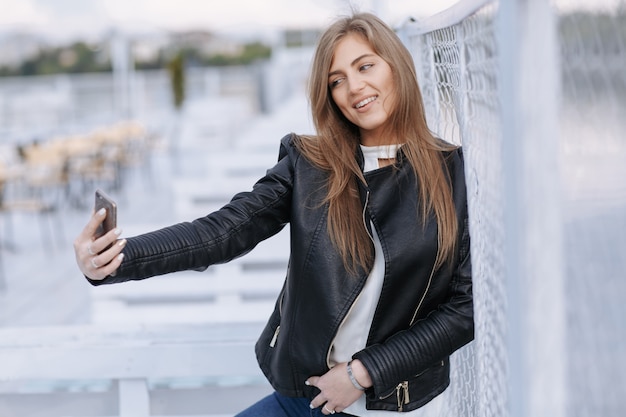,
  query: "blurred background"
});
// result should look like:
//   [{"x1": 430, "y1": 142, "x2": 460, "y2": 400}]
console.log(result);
[{"x1": 0, "y1": 0, "x2": 624, "y2": 416}]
